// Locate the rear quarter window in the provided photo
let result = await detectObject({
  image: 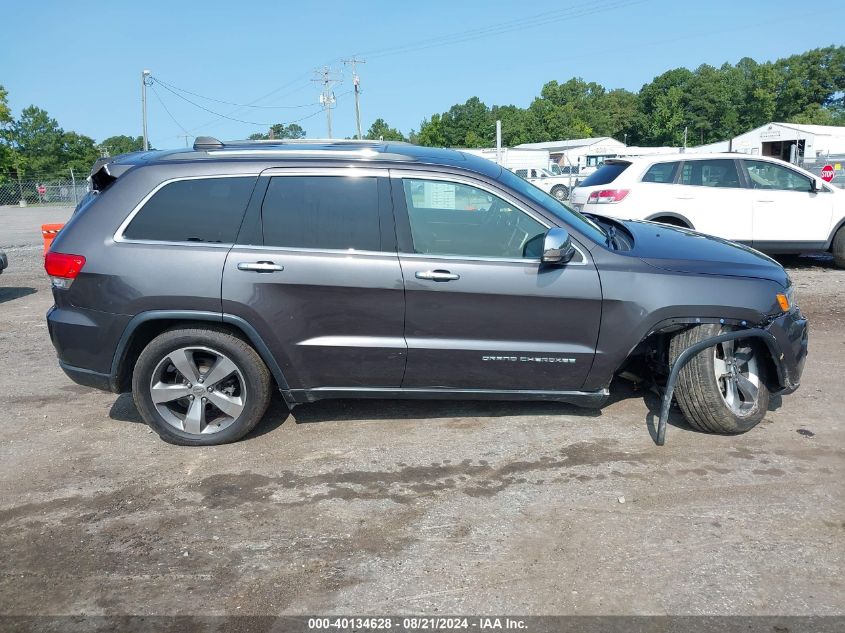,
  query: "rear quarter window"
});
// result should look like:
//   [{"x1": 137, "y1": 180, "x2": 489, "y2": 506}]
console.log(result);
[
  {"x1": 579, "y1": 162, "x2": 630, "y2": 187},
  {"x1": 641, "y1": 162, "x2": 679, "y2": 183},
  {"x1": 123, "y1": 176, "x2": 255, "y2": 243}
]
